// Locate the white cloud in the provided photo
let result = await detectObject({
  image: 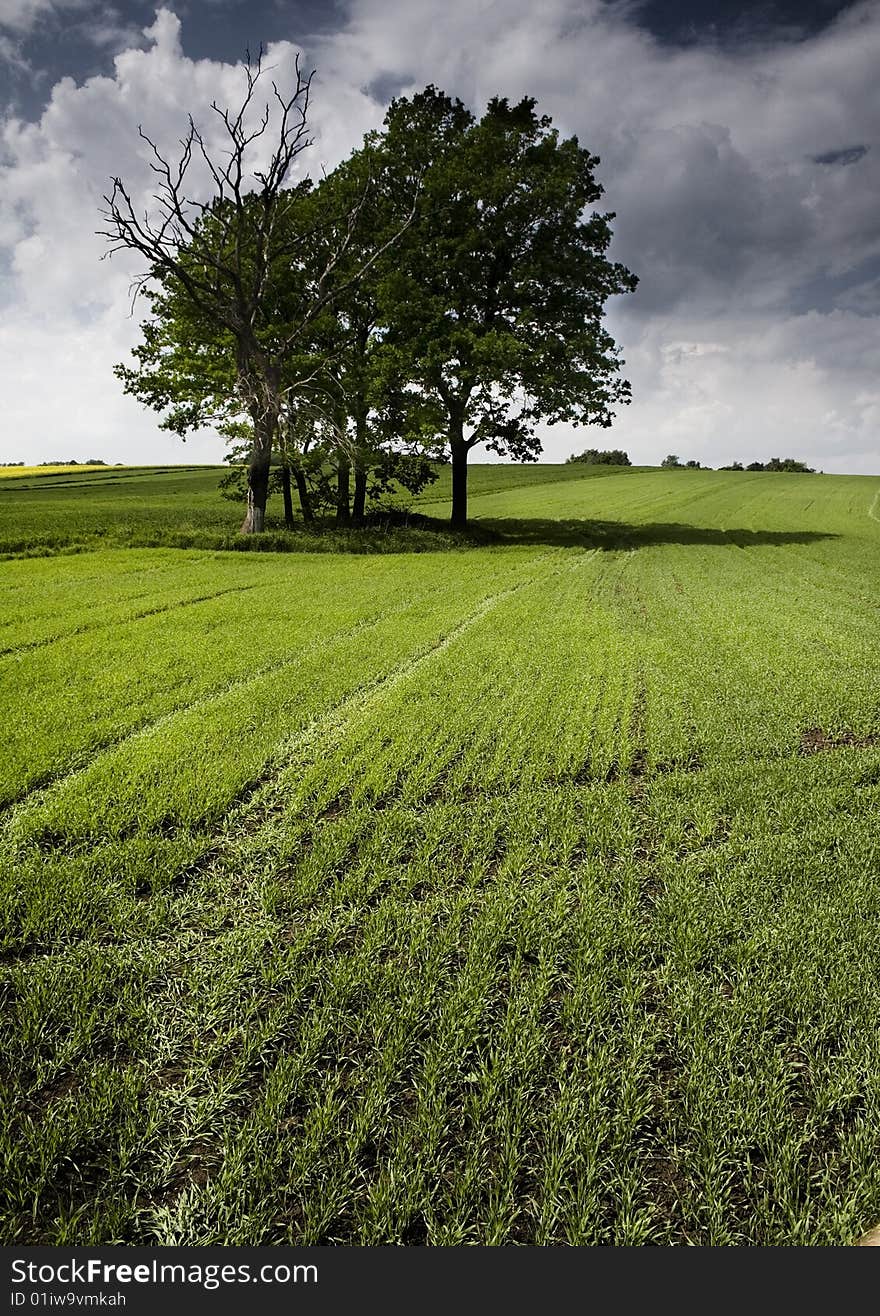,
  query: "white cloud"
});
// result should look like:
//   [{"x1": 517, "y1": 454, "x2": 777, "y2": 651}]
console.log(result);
[
  {"x1": 0, "y1": 0, "x2": 91, "y2": 35},
  {"x1": 0, "y1": 310, "x2": 225, "y2": 464},
  {"x1": 0, "y1": 30, "x2": 33, "y2": 77},
  {"x1": 541, "y1": 305, "x2": 880, "y2": 472},
  {"x1": 0, "y1": 0, "x2": 54, "y2": 32},
  {"x1": 0, "y1": 0, "x2": 878, "y2": 470}
]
